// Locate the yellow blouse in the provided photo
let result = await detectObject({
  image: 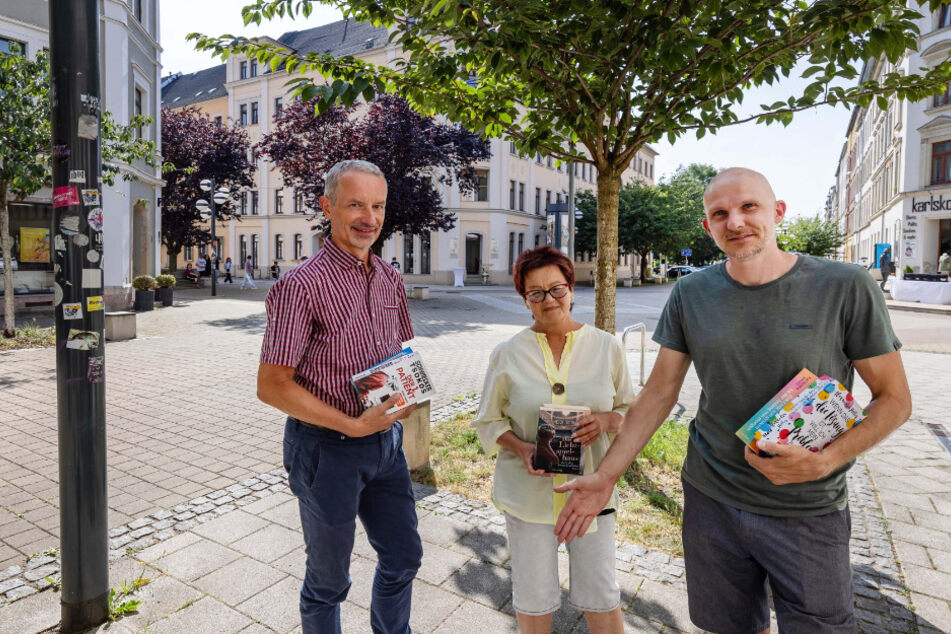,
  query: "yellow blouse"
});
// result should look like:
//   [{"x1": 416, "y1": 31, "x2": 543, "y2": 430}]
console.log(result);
[{"x1": 472, "y1": 324, "x2": 635, "y2": 527}]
